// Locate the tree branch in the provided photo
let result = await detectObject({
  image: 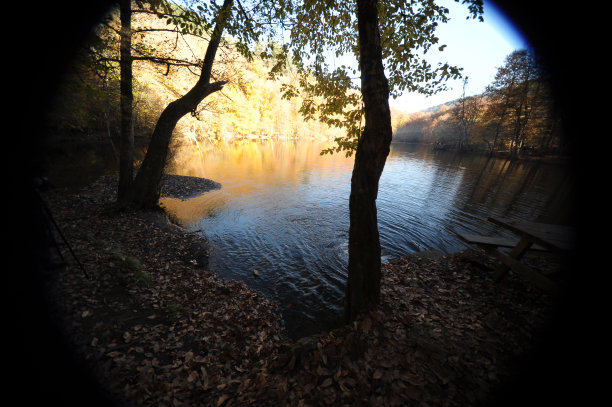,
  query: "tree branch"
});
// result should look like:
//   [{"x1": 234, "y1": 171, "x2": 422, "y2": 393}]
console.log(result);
[{"x1": 199, "y1": 0, "x2": 234, "y2": 85}]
